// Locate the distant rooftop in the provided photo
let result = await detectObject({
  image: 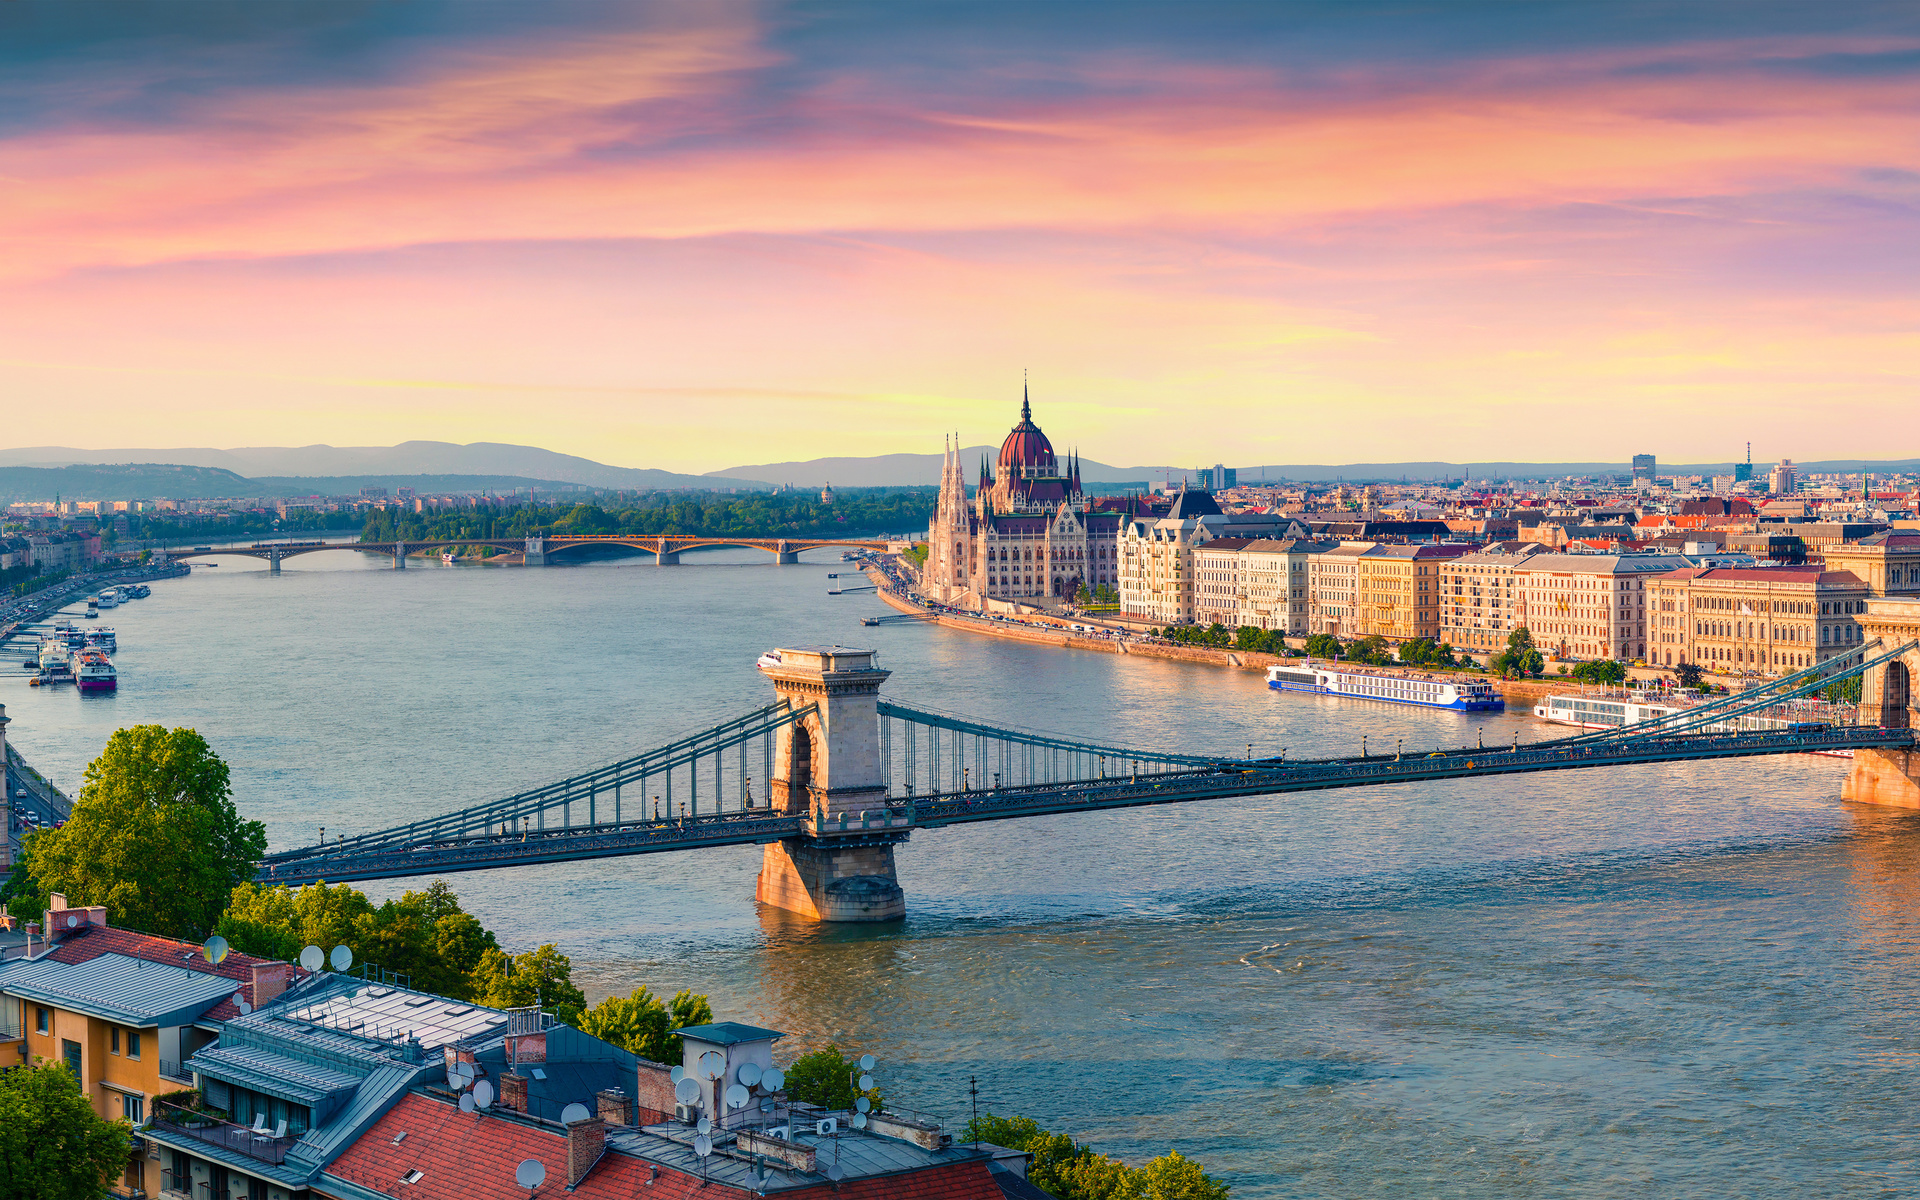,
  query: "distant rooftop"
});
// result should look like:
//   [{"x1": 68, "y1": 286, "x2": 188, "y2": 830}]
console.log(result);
[{"x1": 675, "y1": 1021, "x2": 785, "y2": 1046}]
